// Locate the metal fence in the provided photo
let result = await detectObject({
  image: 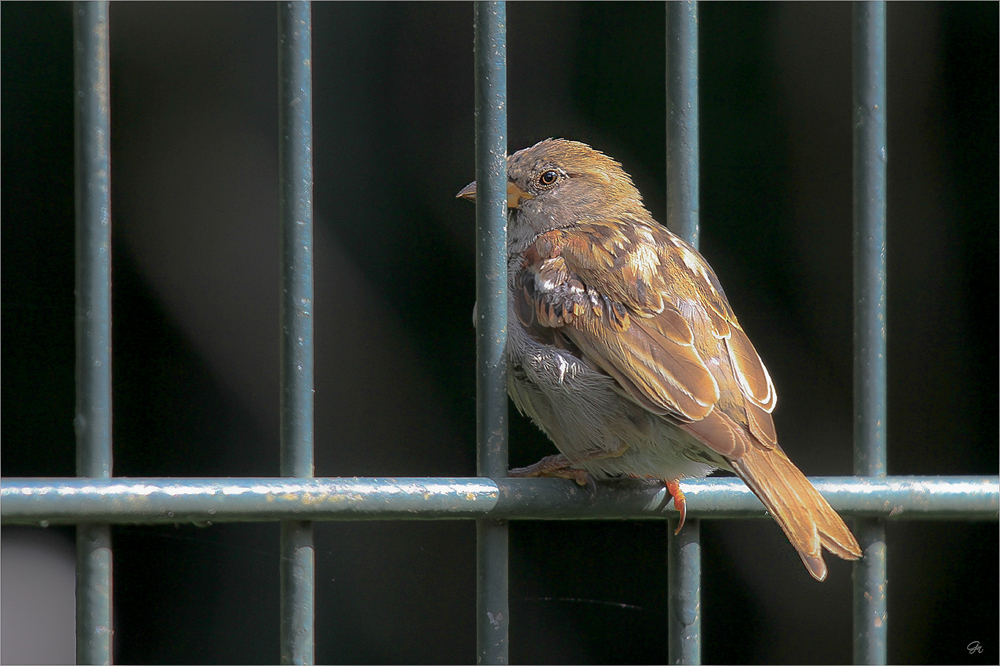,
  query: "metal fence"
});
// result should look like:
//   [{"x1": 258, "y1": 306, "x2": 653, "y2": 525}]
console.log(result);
[{"x1": 1, "y1": 2, "x2": 997, "y2": 665}]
